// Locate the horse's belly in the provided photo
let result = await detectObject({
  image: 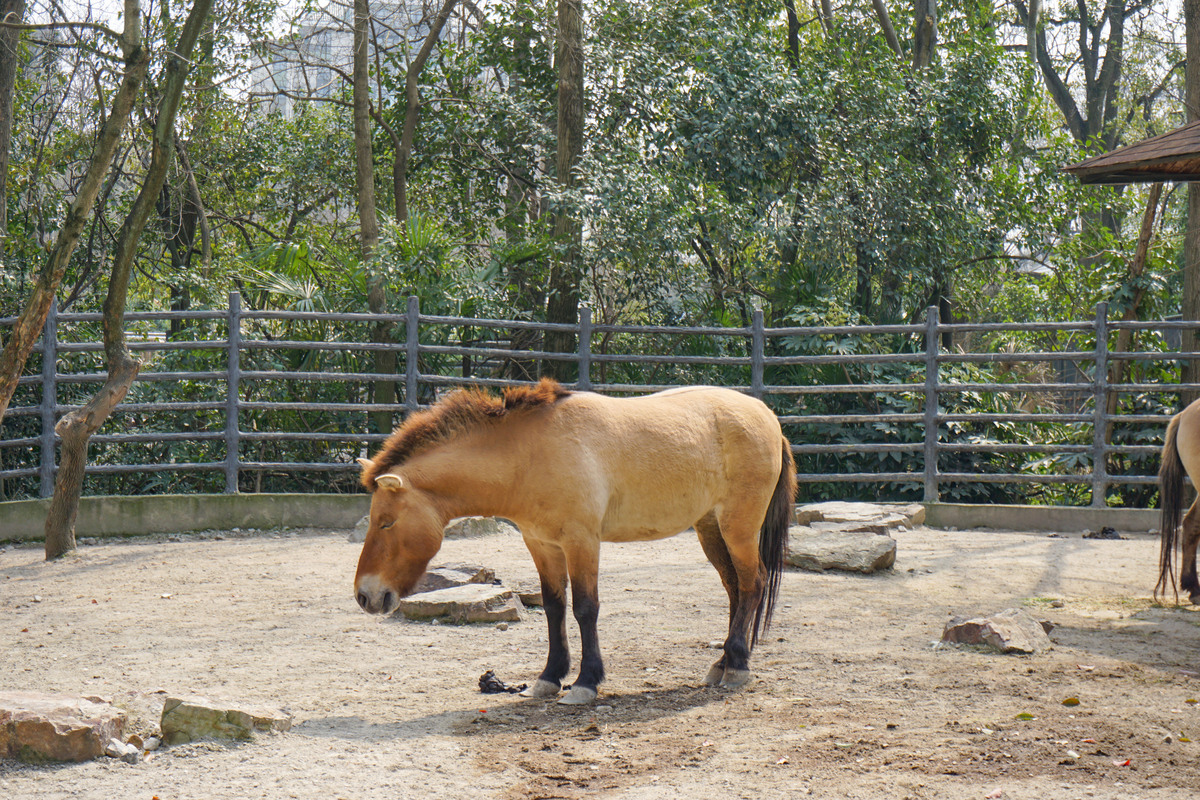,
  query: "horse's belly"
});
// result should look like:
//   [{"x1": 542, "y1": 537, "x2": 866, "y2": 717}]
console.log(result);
[
  {"x1": 598, "y1": 491, "x2": 711, "y2": 543},
  {"x1": 601, "y1": 524, "x2": 688, "y2": 544}
]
